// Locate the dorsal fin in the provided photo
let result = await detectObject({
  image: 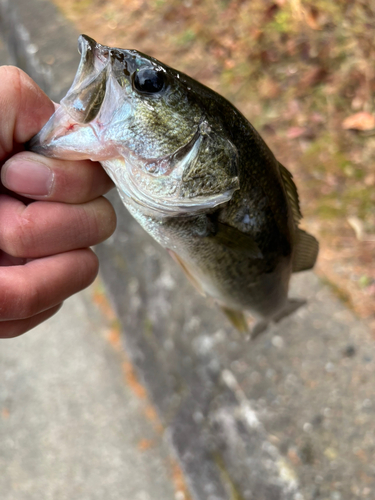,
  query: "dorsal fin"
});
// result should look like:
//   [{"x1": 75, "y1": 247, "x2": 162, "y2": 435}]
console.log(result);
[
  {"x1": 278, "y1": 162, "x2": 319, "y2": 271},
  {"x1": 278, "y1": 162, "x2": 302, "y2": 226}
]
